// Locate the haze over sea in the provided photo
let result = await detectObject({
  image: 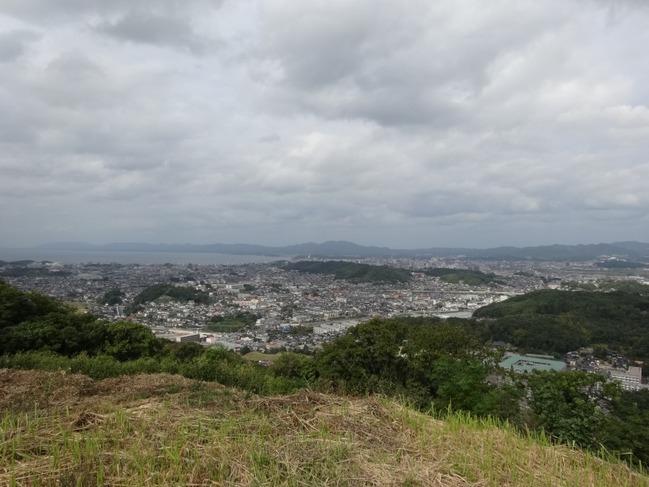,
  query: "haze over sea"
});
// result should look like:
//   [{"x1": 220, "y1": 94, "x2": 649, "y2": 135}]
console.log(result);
[{"x1": 0, "y1": 249, "x2": 279, "y2": 266}]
